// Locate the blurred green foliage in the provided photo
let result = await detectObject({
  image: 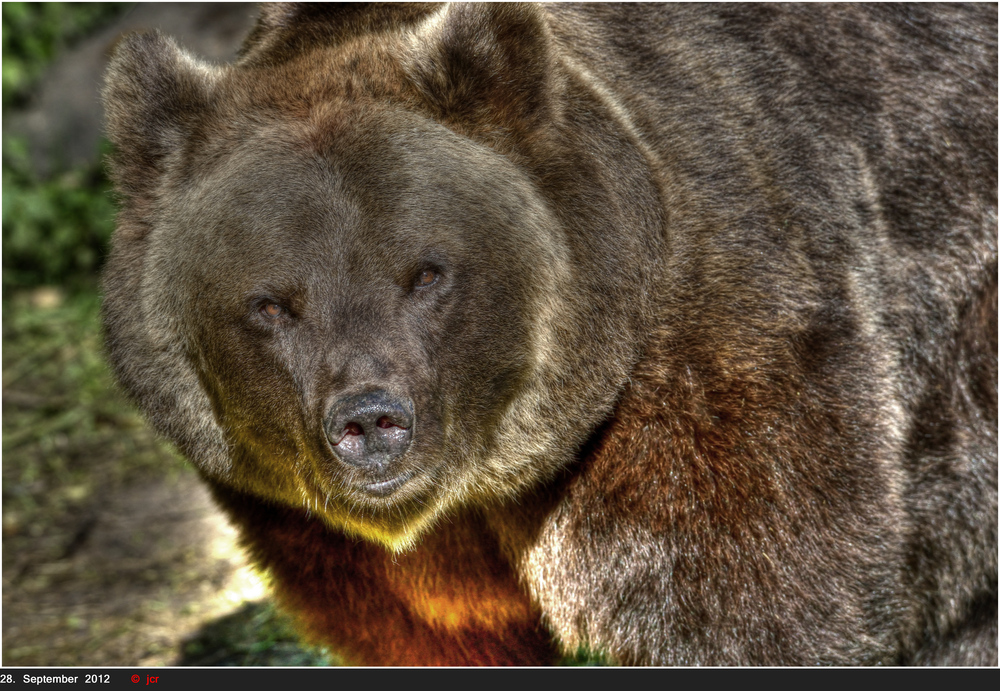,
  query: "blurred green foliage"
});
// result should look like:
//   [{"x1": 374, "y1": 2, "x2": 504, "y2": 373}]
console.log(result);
[
  {"x1": 2, "y1": 2, "x2": 127, "y2": 109},
  {"x1": 2, "y1": 142, "x2": 119, "y2": 294},
  {"x1": 3, "y1": 2, "x2": 129, "y2": 294}
]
